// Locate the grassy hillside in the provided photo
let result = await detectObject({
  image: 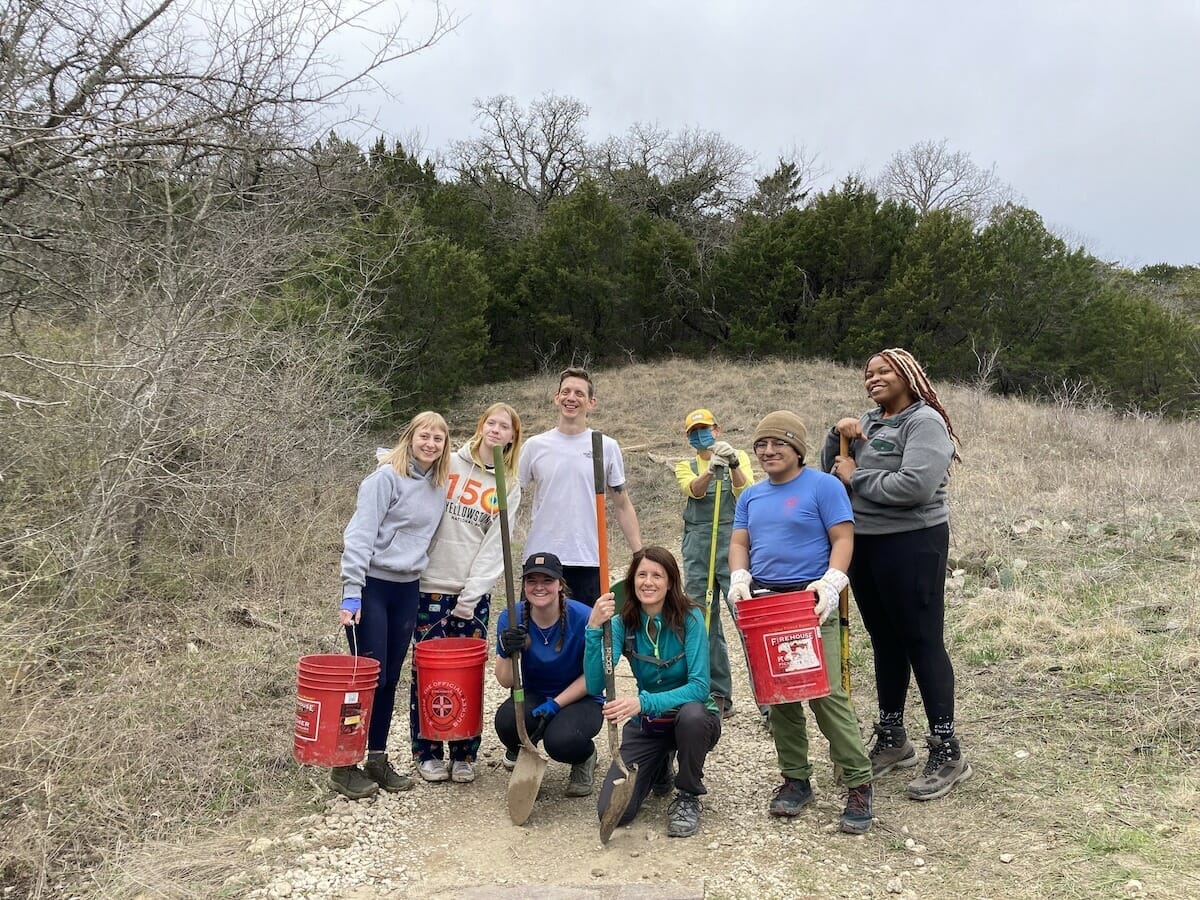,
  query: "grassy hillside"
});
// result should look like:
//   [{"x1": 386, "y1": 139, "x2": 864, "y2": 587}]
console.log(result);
[{"x1": 5, "y1": 356, "x2": 1198, "y2": 898}]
